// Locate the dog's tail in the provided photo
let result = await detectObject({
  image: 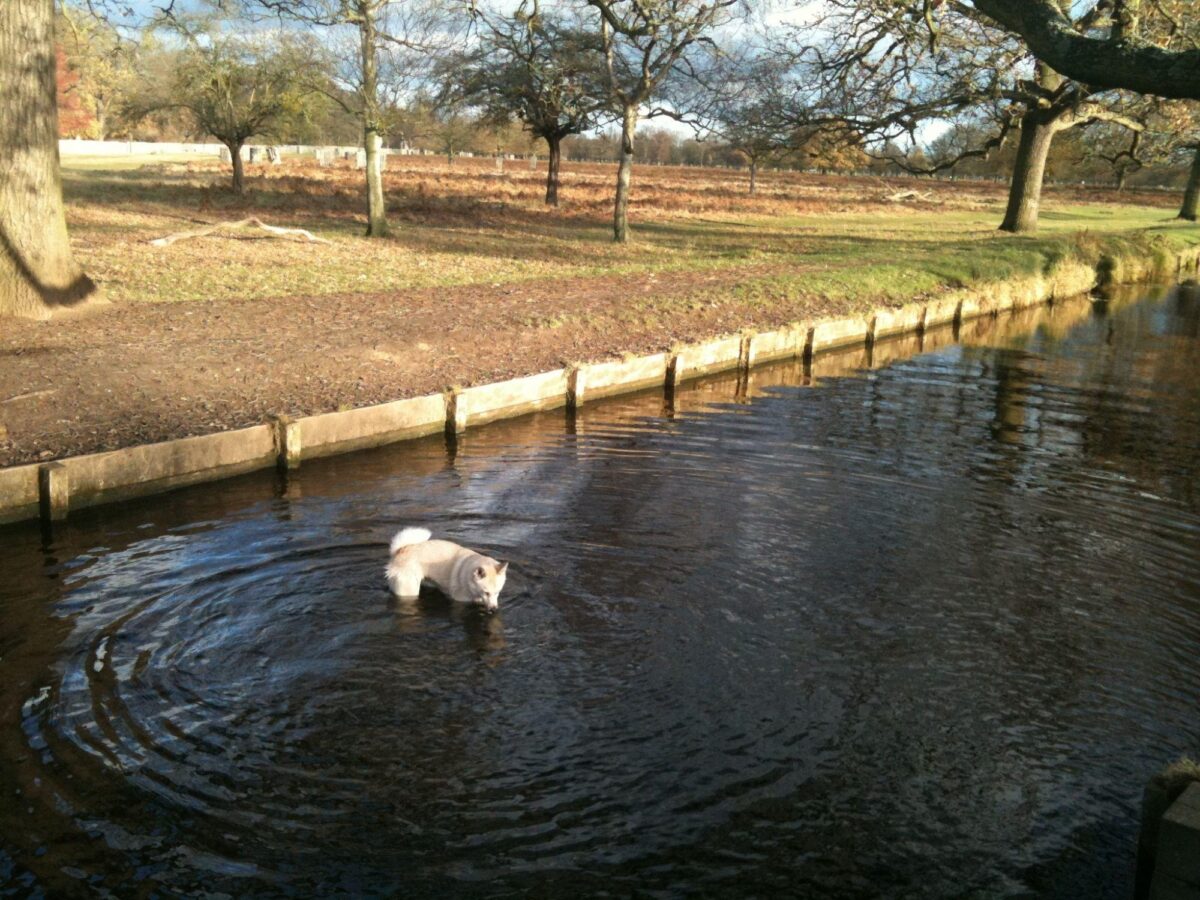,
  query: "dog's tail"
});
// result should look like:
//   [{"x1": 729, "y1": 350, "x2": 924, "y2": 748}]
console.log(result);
[{"x1": 390, "y1": 527, "x2": 432, "y2": 555}]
